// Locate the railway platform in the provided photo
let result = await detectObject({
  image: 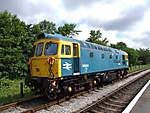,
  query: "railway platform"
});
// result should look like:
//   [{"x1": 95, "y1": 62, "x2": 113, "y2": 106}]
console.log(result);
[{"x1": 122, "y1": 80, "x2": 150, "y2": 113}]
